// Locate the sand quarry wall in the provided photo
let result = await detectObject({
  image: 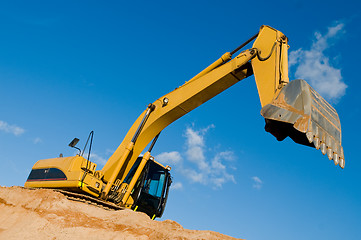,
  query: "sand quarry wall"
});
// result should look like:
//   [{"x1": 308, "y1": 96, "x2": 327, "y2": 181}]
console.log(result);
[{"x1": 0, "y1": 187, "x2": 241, "y2": 240}]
